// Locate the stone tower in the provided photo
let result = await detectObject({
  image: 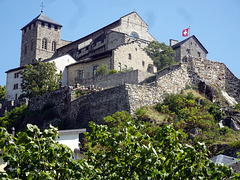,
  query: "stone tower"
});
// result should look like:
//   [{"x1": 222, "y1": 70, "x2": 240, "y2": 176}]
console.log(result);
[{"x1": 20, "y1": 12, "x2": 62, "y2": 66}]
